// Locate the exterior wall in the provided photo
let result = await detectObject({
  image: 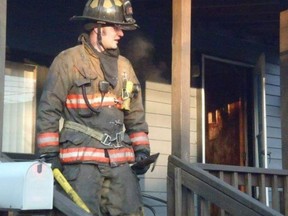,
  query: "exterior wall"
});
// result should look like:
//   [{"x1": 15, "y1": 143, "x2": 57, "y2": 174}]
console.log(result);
[
  {"x1": 141, "y1": 62, "x2": 282, "y2": 214},
  {"x1": 141, "y1": 81, "x2": 197, "y2": 216},
  {"x1": 266, "y1": 63, "x2": 282, "y2": 169}
]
